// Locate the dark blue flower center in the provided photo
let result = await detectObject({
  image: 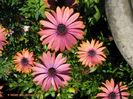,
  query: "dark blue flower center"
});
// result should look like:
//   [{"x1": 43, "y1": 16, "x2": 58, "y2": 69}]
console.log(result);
[
  {"x1": 109, "y1": 92, "x2": 116, "y2": 99},
  {"x1": 48, "y1": 67, "x2": 56, "y2": 76},
  {"x1": 57, "y1": 24, "x2": 67, "y2": 35},
  {"x1": 21, "y1": 58, "x2": 28, "y2": 65},
  {"x1": 88, "y1": 50, "x2": 95, "y2": 56}
]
